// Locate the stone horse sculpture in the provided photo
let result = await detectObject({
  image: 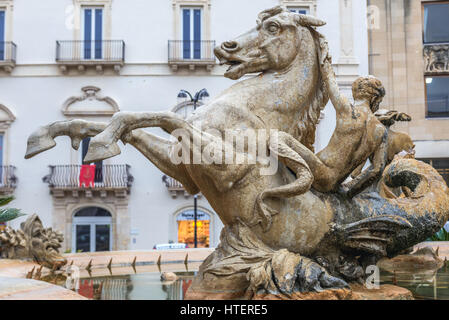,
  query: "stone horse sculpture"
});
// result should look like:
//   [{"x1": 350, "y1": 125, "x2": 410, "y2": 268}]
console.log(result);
[{"x1": 24, "y1": 6, "x2": 449, "y2": 299}]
